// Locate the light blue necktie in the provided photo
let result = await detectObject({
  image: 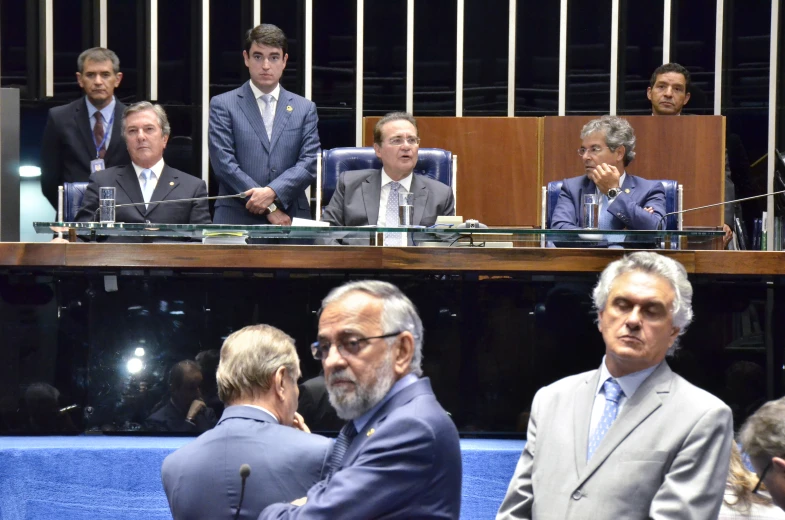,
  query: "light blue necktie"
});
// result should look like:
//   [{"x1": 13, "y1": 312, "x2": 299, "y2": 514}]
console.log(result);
[
  {"x1": 140, "y1": 169, "x2": 156, "y2": 210},
  {"x1": 384, "y1": 182, "x2": 402, "y2": 246},
  {"x1": 587, "y1": 378, "x2": 624, "y2": 461},
  {"x1": 260, "y1": 94, "x2": 274, "y2": 141},
  {"x1": 326, "y1": 421, "x2": 357, "y2": 480}
]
